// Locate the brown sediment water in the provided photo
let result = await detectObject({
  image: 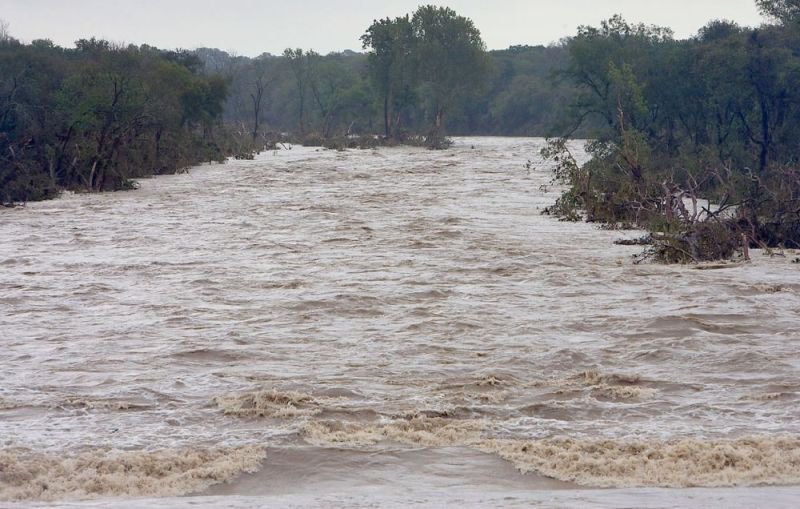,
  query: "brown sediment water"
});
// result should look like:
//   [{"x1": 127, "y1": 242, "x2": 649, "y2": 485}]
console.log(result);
[
  {"x1": 0, "y1": 446, "x2": 266, "y2": 501},
  {"x1": 1, "y1": 137, "x2": 799, "y2": 506}
]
